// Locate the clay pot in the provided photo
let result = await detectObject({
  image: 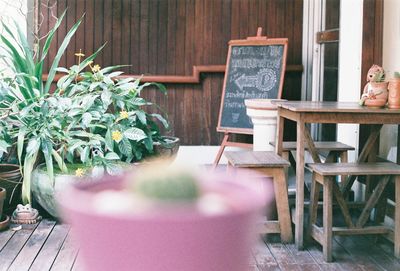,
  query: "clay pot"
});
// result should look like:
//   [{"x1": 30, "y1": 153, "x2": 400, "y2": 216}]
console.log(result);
[
  {"x1": 0, "y1": 164, "x2": 22, "y2": 213},
  {"x1": 0, "y1": 187, "x2": 10, "y2": 231},
  {"x1": 364, "y1": 81, "x2": 389, "y2": 108},
  {"x1": 388, "y1": 79, "x2": 400, "y2": 109}
]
